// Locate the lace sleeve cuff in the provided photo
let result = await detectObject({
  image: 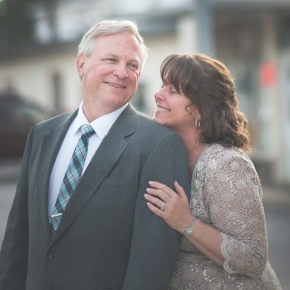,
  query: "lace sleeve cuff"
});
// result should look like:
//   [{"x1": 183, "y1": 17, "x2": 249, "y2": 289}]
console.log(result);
[{"x1": 221, "y1": 232, "x2": 235, "y2": 274}]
